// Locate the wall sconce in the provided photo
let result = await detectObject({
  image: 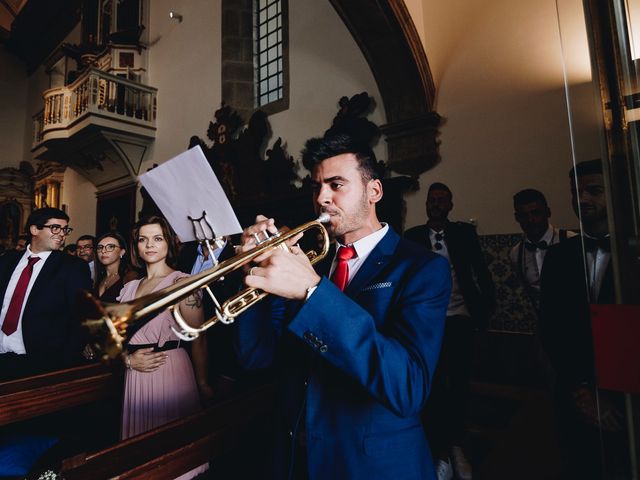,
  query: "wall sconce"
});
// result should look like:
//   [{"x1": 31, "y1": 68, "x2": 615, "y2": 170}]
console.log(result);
[{"x1": 169, "y1": 11, "x2": 183, "y2": 22}]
